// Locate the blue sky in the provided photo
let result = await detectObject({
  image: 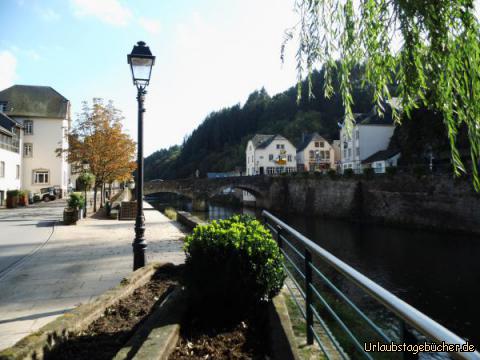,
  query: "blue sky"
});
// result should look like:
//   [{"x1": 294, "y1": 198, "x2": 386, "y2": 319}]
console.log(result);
[{"x1": 0, "y1": 0, "x2": 299, "y2": 155}]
